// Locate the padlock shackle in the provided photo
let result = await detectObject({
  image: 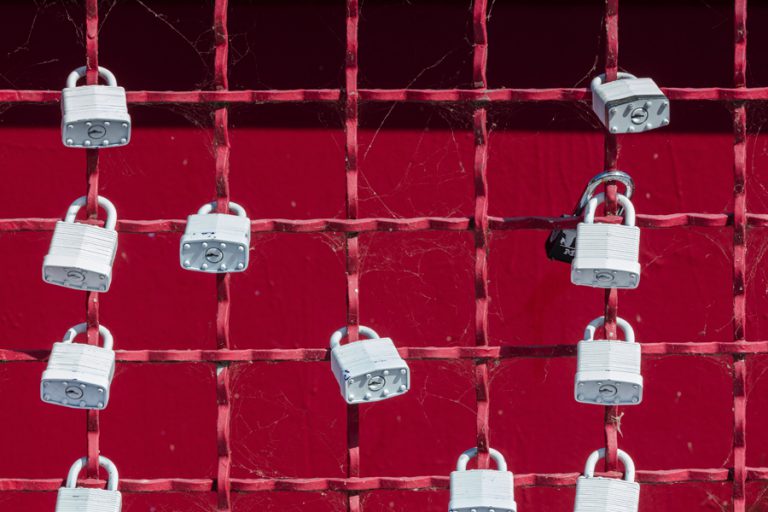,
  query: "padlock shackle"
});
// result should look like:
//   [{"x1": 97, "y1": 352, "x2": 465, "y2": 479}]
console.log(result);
[
  {"x1": 62, "y1": 323, "x2": 114, "y2": 351},
  {"x1": 583, "y1": 448, "x2": 635, "y2": 482},
  {"x1": 583, "y1": 193, "x2": 635, "y2": 226},
  {"x1": 65, "y1": 195, "x2": 118, "y2": 231},
  {"x1": 574, "y1": 171, "x2": 634, "y2": 215},
  {"x1": 65, "y1": 455, "x2": 119, "y2": 491},
  {"x1": 329, "y1": 325, "x2": 381, "y2": 349},
  {"x1": 583, "y1": 316, "x2": 635, "y2": 343},
  {"x1": 66, "y1": 66, "x2": 118, "y2": 89},
  {"x1": 197, "y1": 201, "x2": 247, "y2": 217},
  {"x1": 590, "y1": 71, "x2": 638, "y2": 89},
  {"x1": 456, "y1": 447, "x2": 508, "y2": 472}
]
